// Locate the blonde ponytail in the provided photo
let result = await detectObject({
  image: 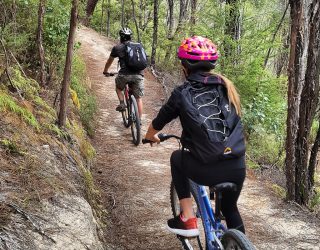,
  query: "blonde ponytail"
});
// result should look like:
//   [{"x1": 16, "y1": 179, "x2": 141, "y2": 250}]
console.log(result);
[{"x1": 214, "y1": 73, "x2": 241, "y2": 116}]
